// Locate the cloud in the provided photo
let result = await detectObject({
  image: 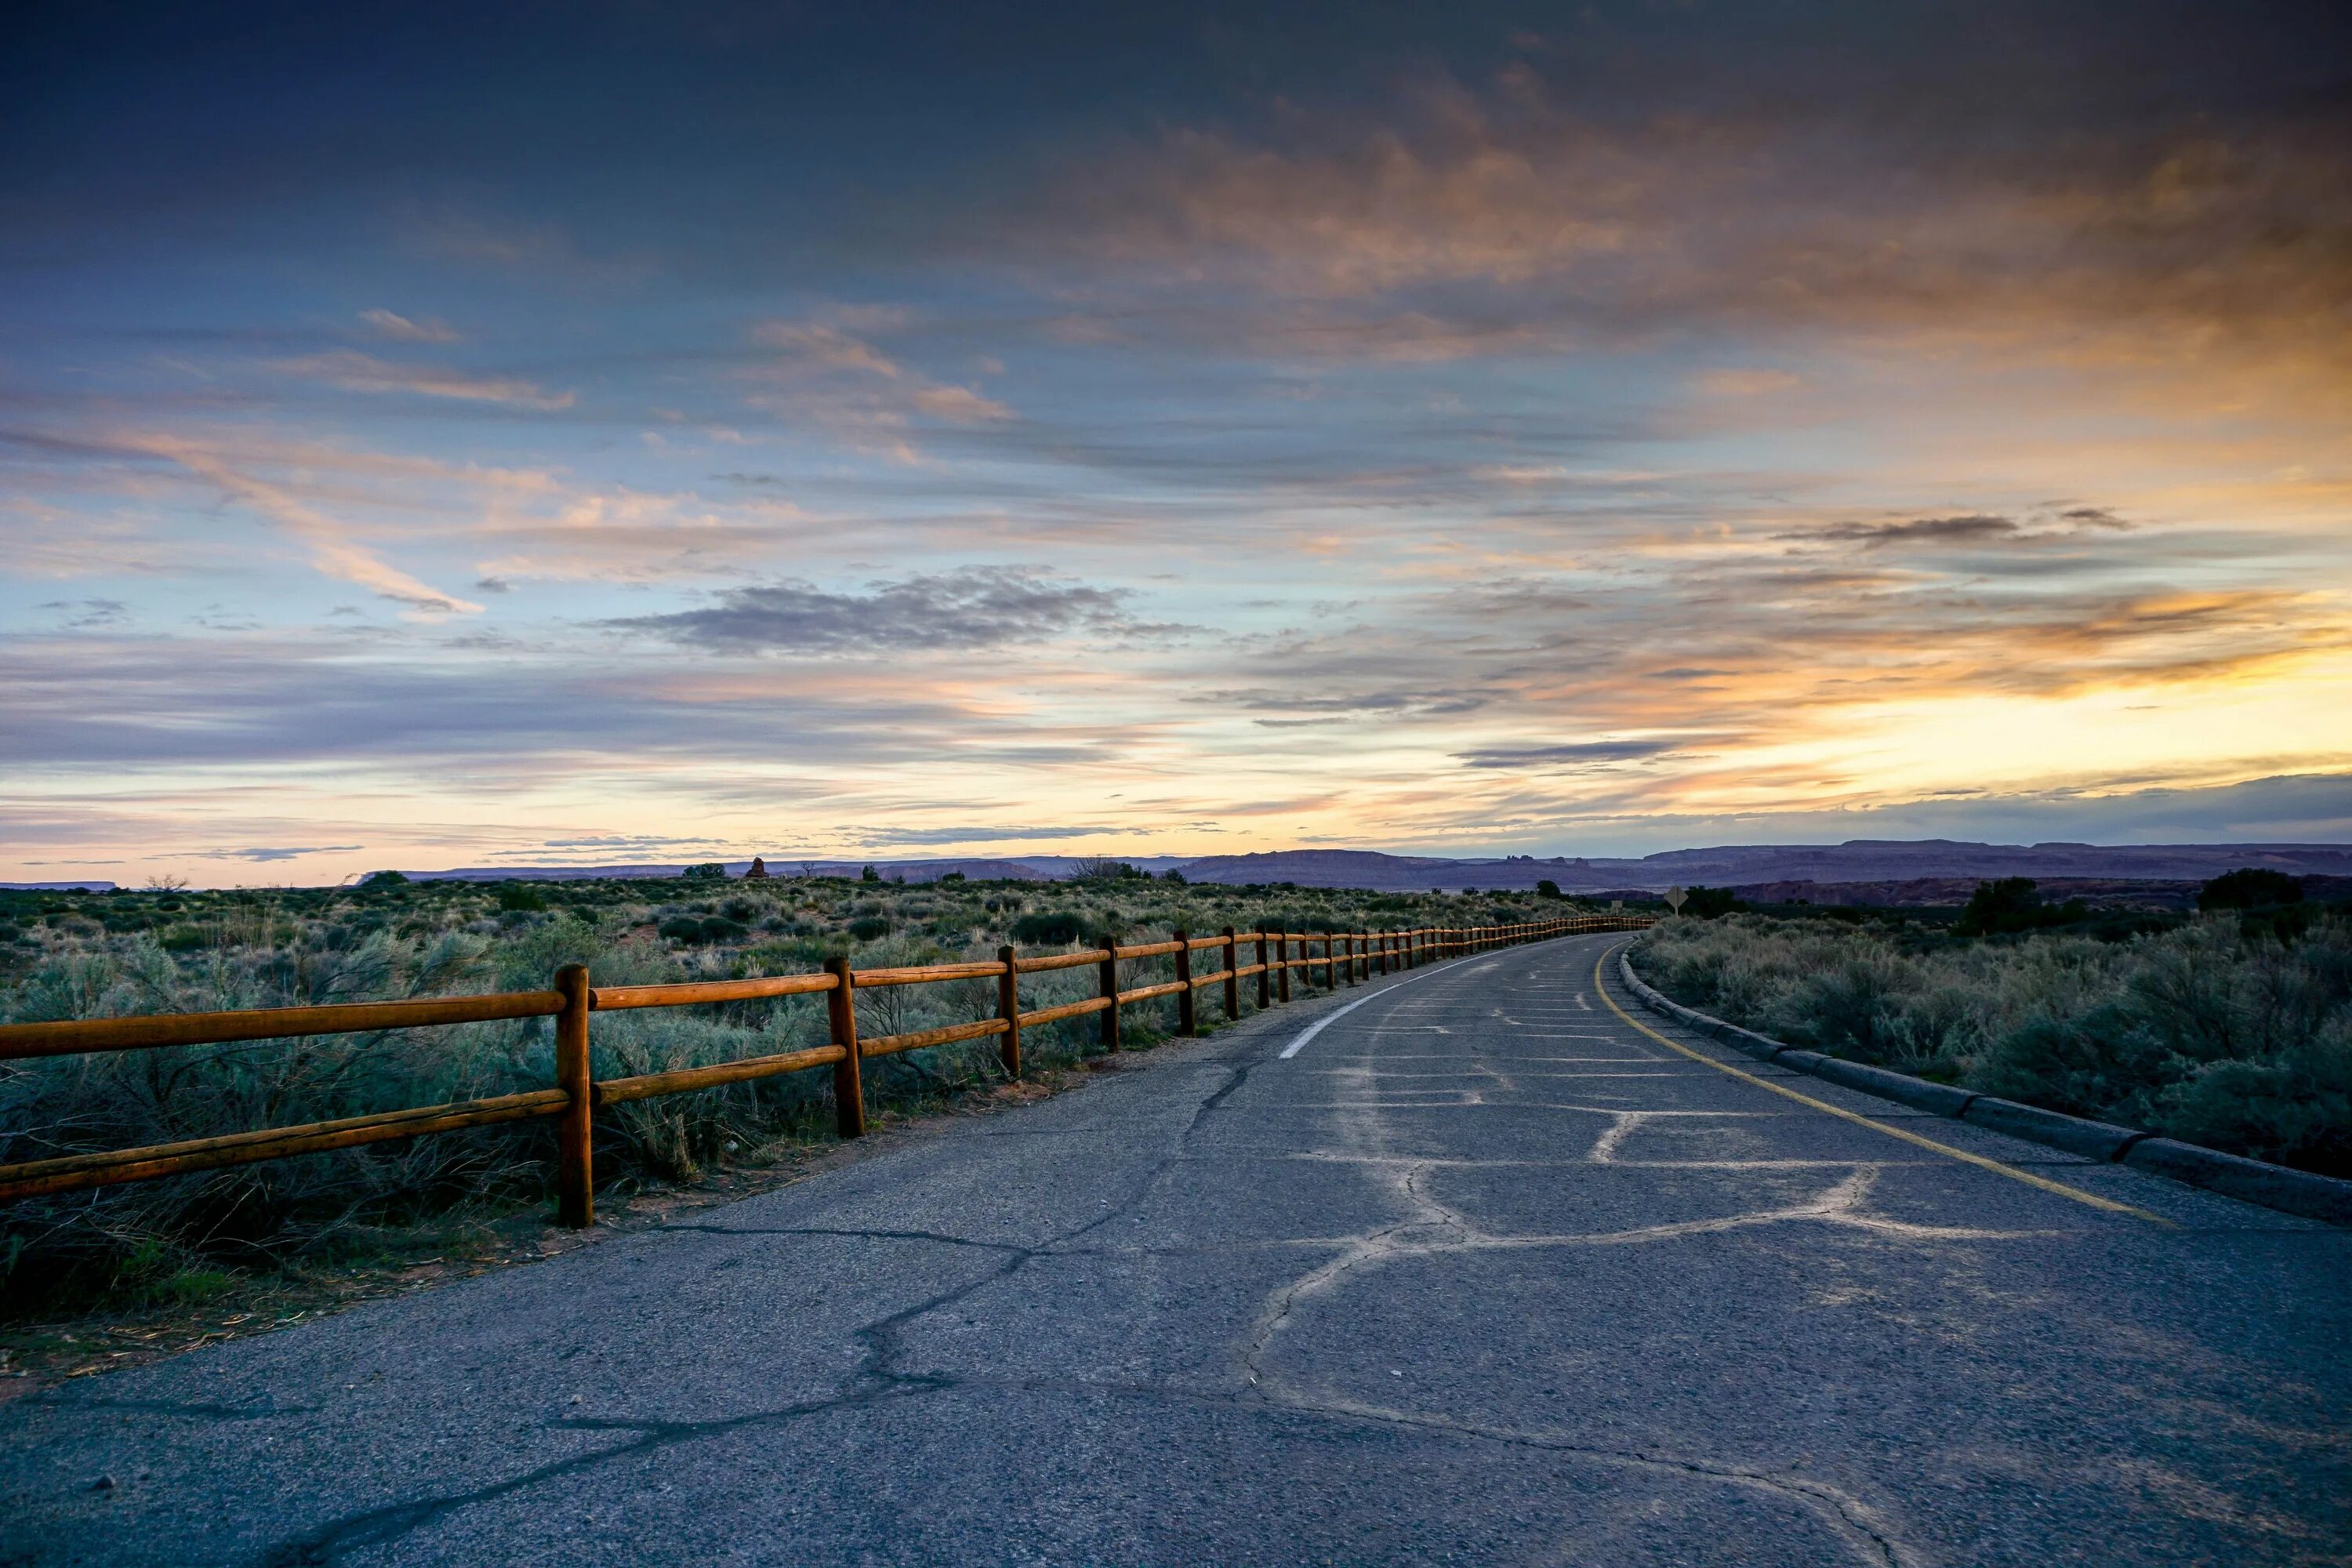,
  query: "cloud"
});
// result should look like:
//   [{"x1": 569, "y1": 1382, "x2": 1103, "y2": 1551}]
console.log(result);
[
  {"x1": 909, "y1": 385, "x2": 1014, "y2": 423},
  {"x1": 192, "y1": 844, "x2": 365, "y2": 862},
  {"x1": 40, "y1": 597, "x2": 131, "y2": 630},
  {"x1": 1806, "y1": 514, "x2": 2024, "y2": 549},
  {"x1": 742, "y1": 314, "x2": 1015, "y2": 458},
  {"x1": 1018, "y1": 68, "x2": 2352, "y2": 413},
  {"x1": 1788, "y1": 509, "x2": 2141, "y2": 551},
  {"x1": 358, "y1": 308, "x2": 459, "y2": 343},
  {"x1": 607, "y1": 568, "x2": 1166, "y2": 655},
  {"x1": 1455, "y1": 739, "x2": 1687, "y2": 770},
  {"x1": 269, "y1": 350, "x2": 575, "y2": 409},
  {"x1": 1696, "y1": 368, "x2": 1801, "y2": 397},
  {"x1": 129, "y1": 434, "x2": 484, "y2": 614}
]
